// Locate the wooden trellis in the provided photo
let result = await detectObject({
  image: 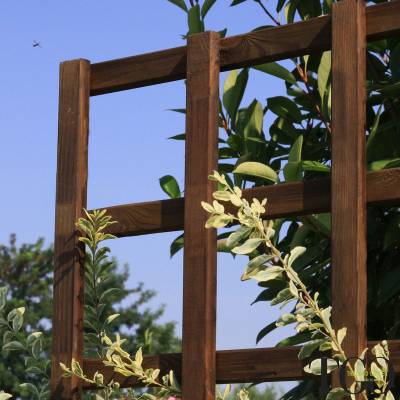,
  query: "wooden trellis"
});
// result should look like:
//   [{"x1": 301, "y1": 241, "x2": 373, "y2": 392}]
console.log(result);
[{"x1": 52, "y1": 1, "x2": 400, "y2": 399}]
